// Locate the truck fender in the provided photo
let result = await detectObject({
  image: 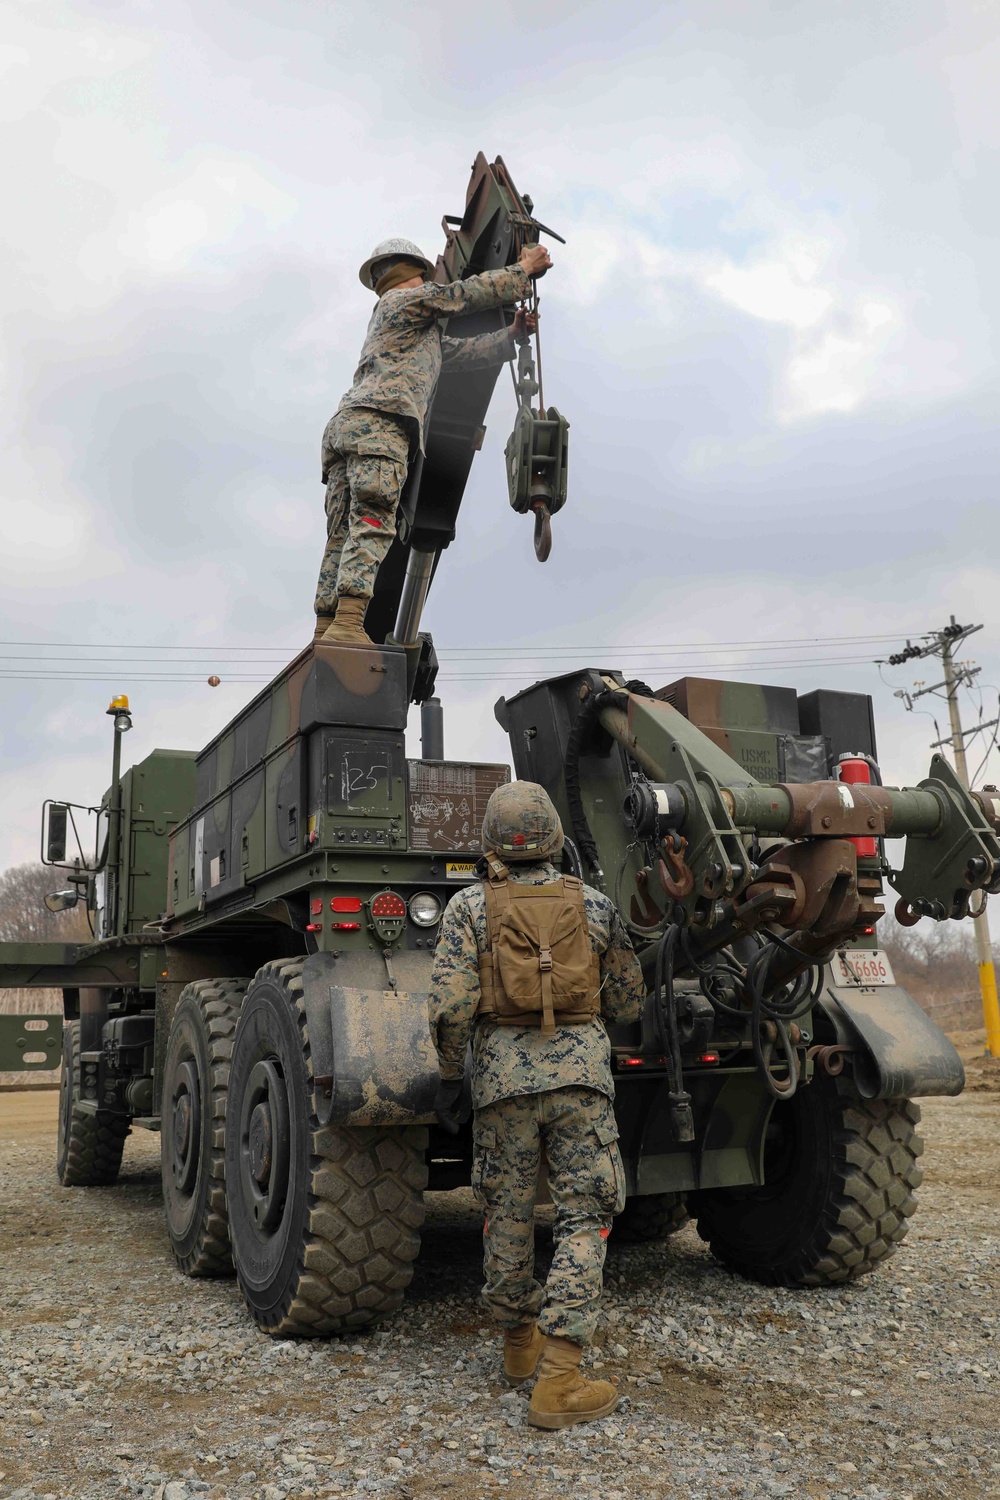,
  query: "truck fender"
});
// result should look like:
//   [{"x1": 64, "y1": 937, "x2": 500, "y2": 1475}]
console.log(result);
[
  {"x1": 813, "y1": 980, "x2": 965, "y2": 1099},
  {"x1": 300, "y1": 951, "x2": 439, "y2": 1128}
]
